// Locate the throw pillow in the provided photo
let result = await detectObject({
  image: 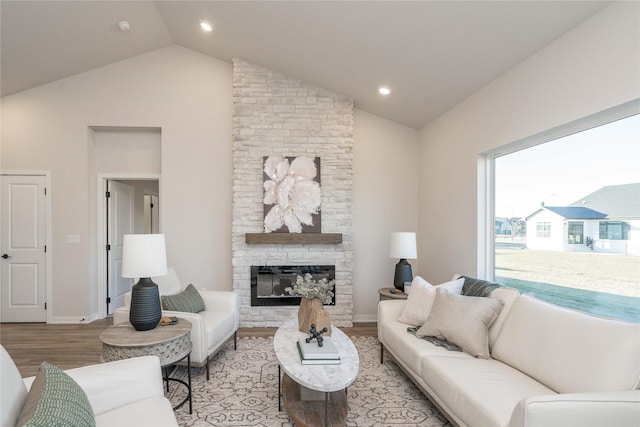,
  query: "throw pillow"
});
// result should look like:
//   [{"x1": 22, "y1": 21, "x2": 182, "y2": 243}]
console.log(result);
[
  {"x1": 416, "y1": 288, "x2": 504, "y2": 359},
  {"x1": 161, "y1": 283, "x2": 205, "y2": 313},
  {"x1": 397, "y1": 276, "x2": 464, "y2": 326},
  {"x1": 437, "y1": 277, "x2": 465, "y2": 294},
  {"x1": 17, "y1": 362, "x2": 95, "y2": 427}
]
